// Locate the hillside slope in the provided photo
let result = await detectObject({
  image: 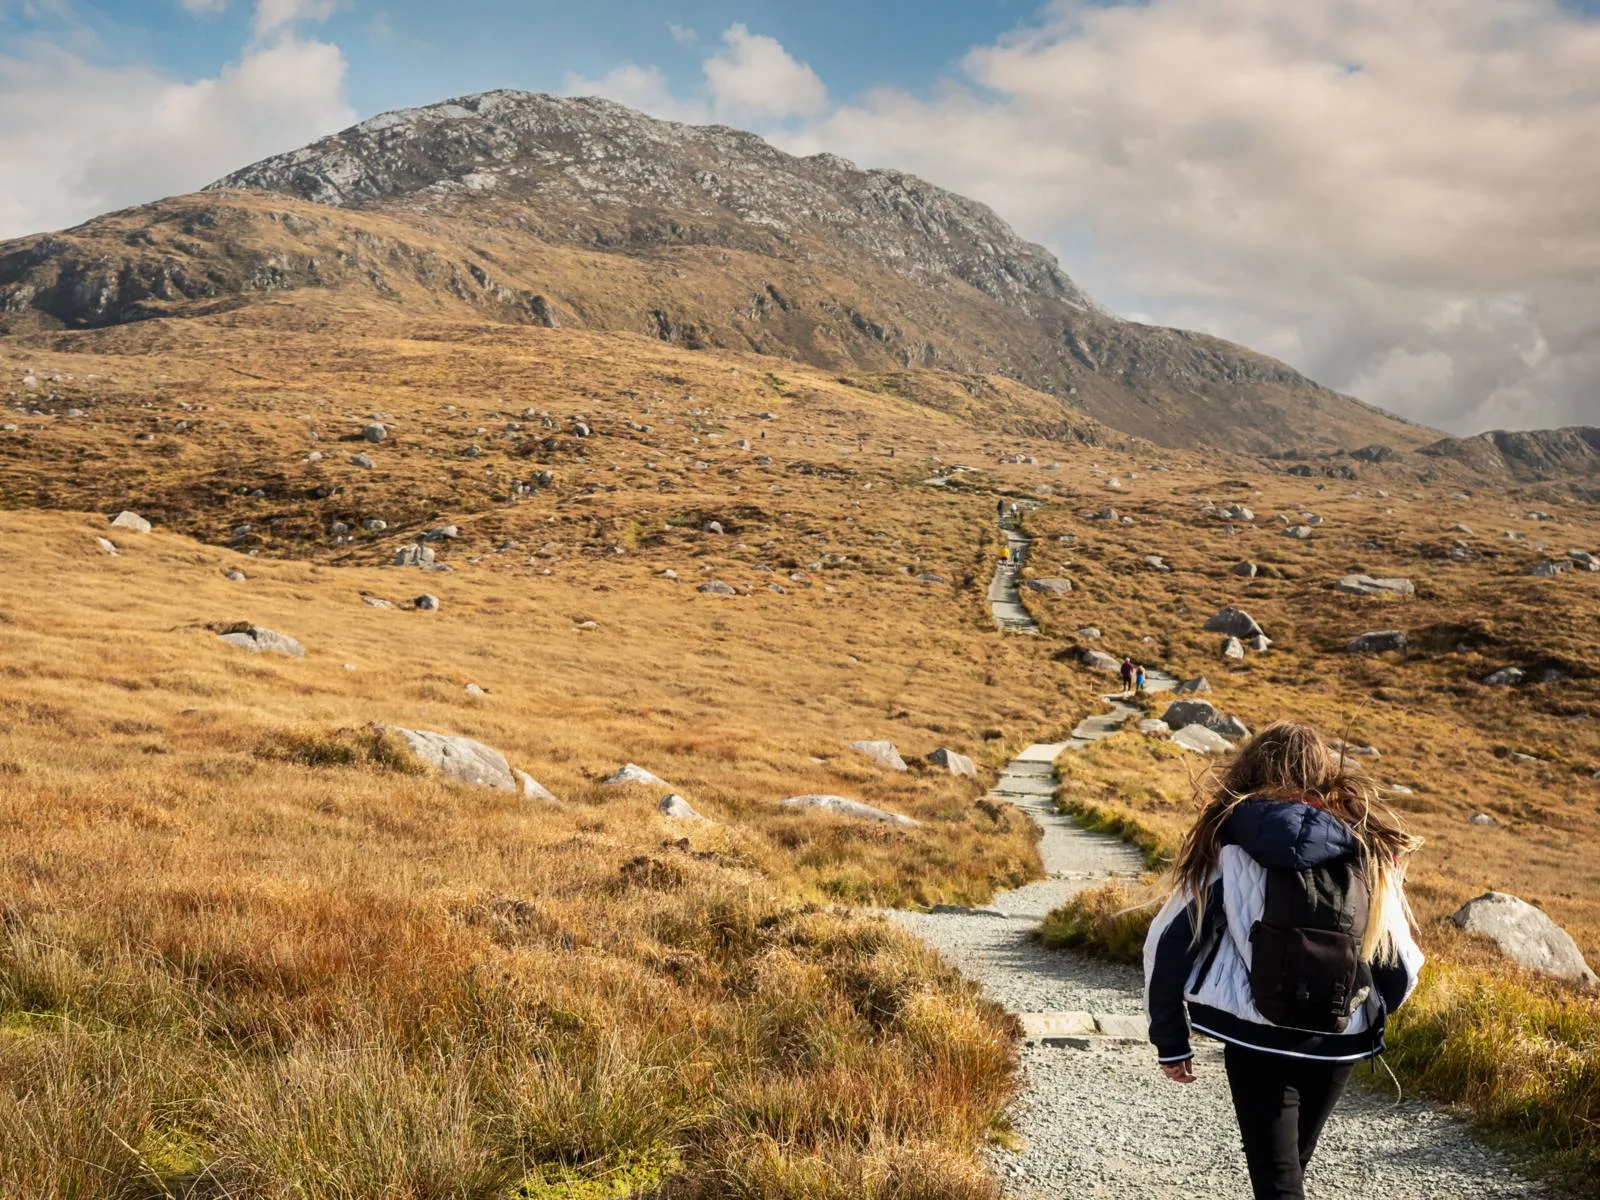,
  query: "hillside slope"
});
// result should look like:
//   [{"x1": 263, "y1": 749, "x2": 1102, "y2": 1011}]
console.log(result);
[{"x1": 0, "y1": 91, "x2": 1433, "y2": 456}]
